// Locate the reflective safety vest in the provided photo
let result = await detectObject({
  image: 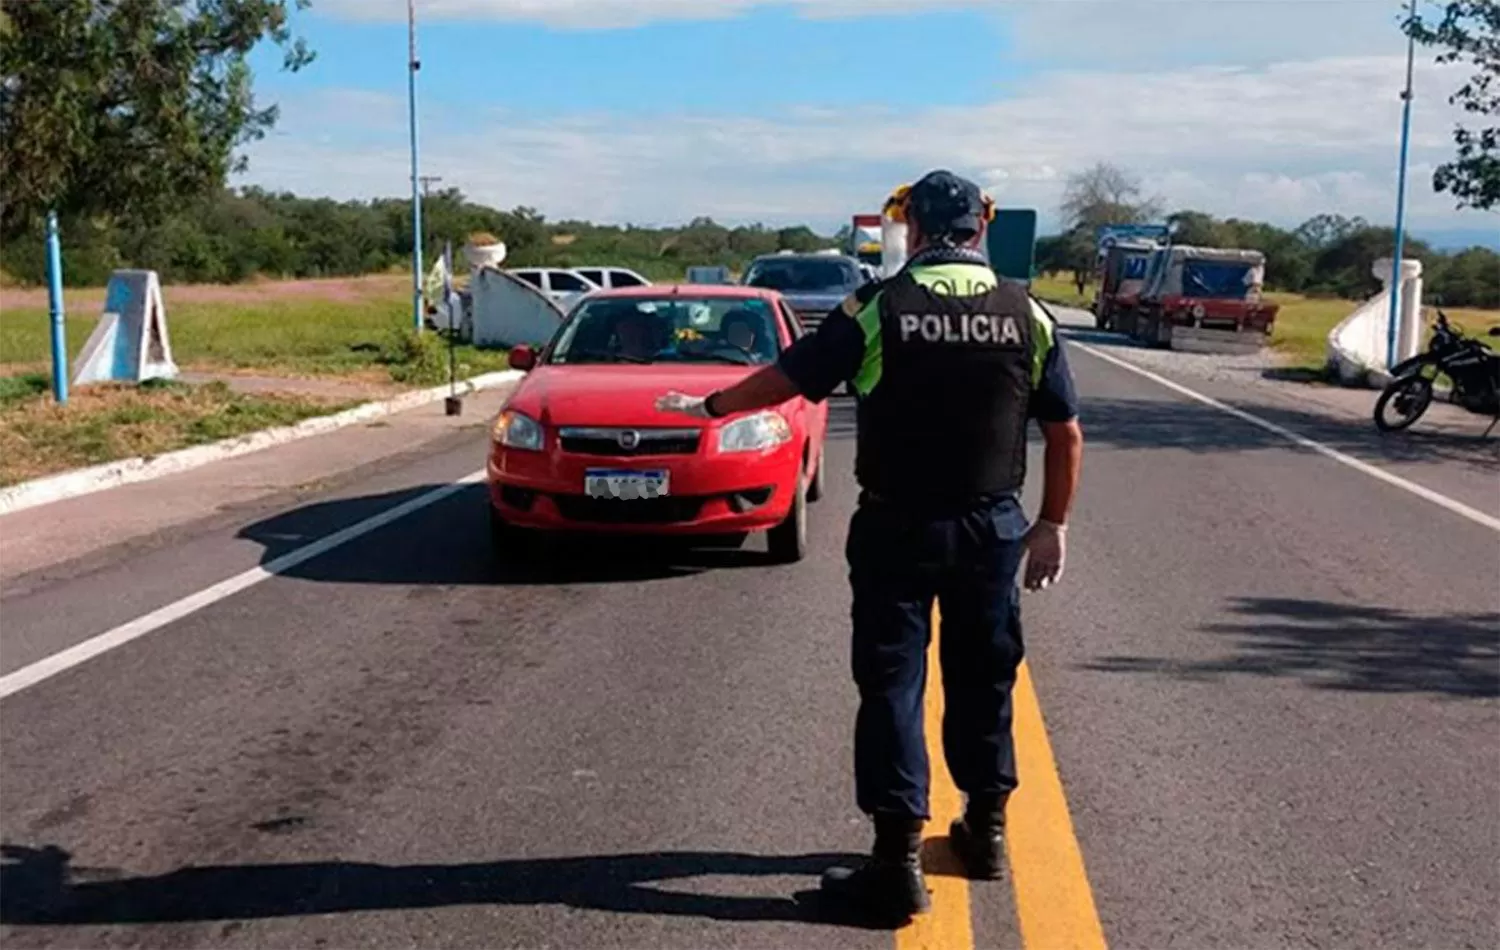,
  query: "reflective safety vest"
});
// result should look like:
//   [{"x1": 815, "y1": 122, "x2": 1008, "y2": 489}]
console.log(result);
[{"x1": 852, "y1": 266, "x2": 1035, "y2": 505}]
